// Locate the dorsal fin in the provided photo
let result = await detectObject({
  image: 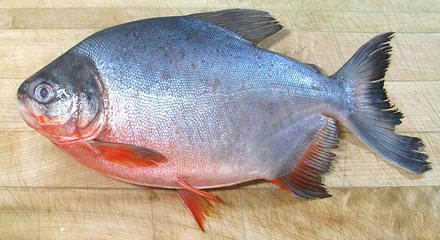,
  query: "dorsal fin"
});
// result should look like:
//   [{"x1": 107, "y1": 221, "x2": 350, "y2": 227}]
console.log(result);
[
  {"x1": 189, "y1": 9, "x2": 282, "y2": 44},
  {"x1": 270, "y1": 117, "x2": 339, "y2": 199}
]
